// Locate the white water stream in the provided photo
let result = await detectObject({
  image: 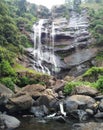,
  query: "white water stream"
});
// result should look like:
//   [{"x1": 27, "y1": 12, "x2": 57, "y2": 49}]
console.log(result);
[
  {"x1": 59, "y1": 102, "x2": 66, "y2": 117},
  {"x1": 32, "y1": 19, "x2": 60, "y2": 75}
]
